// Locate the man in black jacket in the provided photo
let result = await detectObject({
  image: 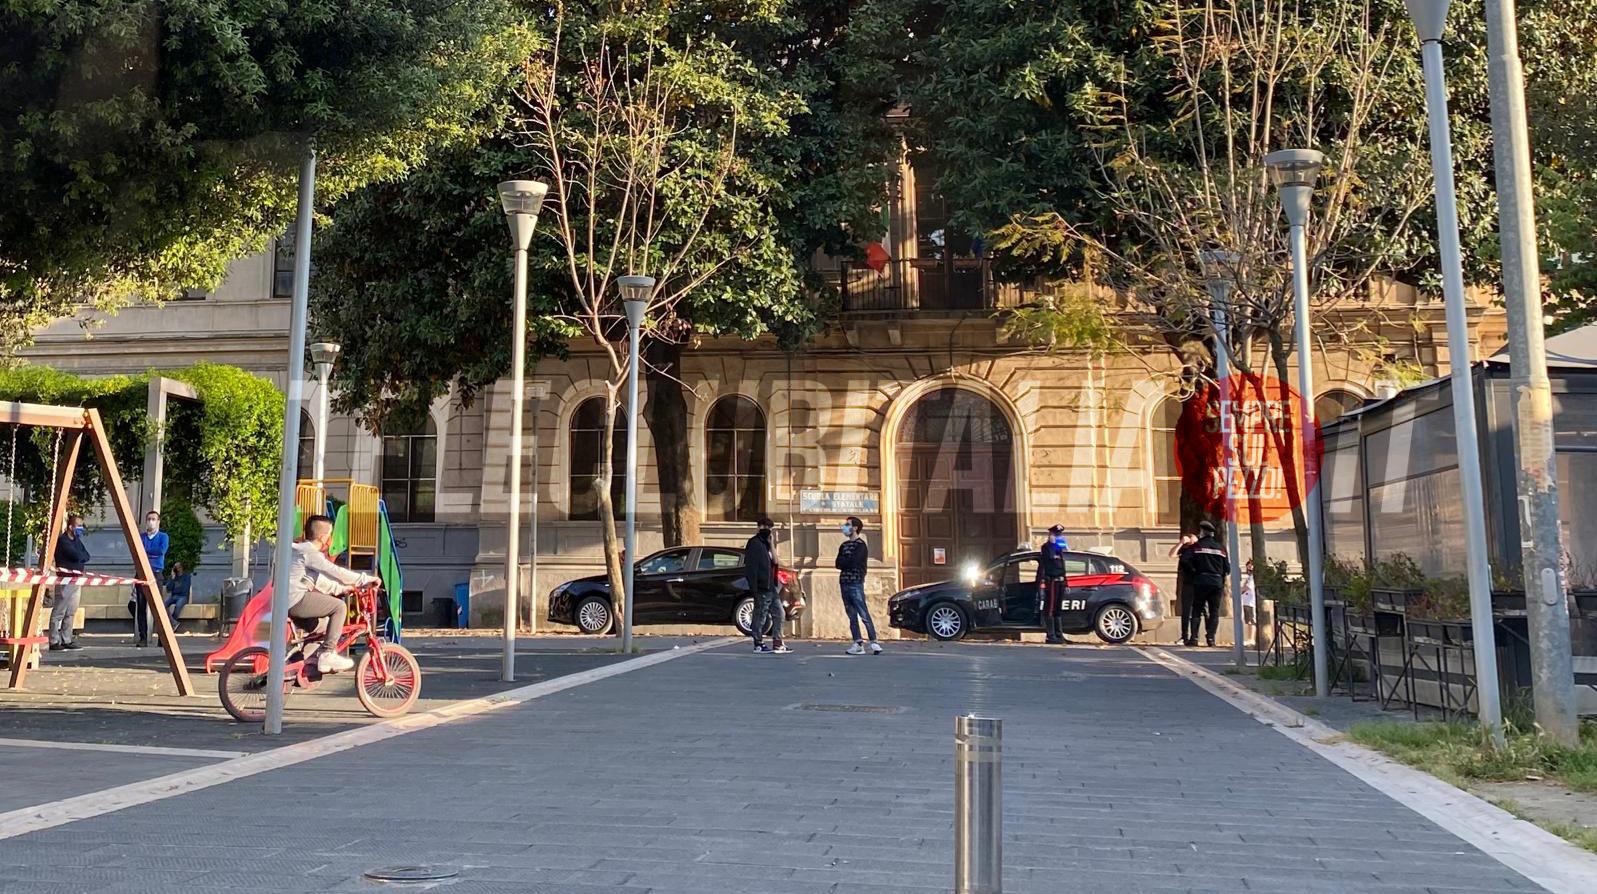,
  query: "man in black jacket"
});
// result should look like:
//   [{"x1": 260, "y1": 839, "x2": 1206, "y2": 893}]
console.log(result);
[
  {"x1": 835, "y1": 516, "x2": 880, "y2": 655},
  {"x1": 1178, "y1": 521, "x2": 1230, "y2": 647},
  {"x1": 1037, "y1": 525, "x2": 1069, "y2": 645},
  {"x1": 49, "y1": 514, "x2": 89, "y2": 651},
  {"x1": 745, "y1": 516, "x2": 787, "y2": 654}
]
